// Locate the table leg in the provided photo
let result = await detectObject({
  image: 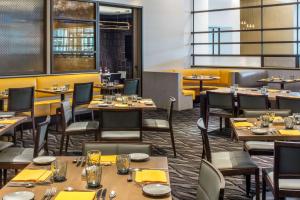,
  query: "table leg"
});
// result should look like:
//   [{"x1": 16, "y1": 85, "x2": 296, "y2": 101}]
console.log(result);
[
  {"x1": 280, "y1": 83, "x2": 285, "y2": 90},
  {"x1": 199, "y1": 80, "x2": 203, "y2": 92},
  {"x1": 0, "y1": 99, "x2": 4, "y2": 111},
  {"x1": 61, "y1": 94, "x2": 65, "y2": 101}
]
